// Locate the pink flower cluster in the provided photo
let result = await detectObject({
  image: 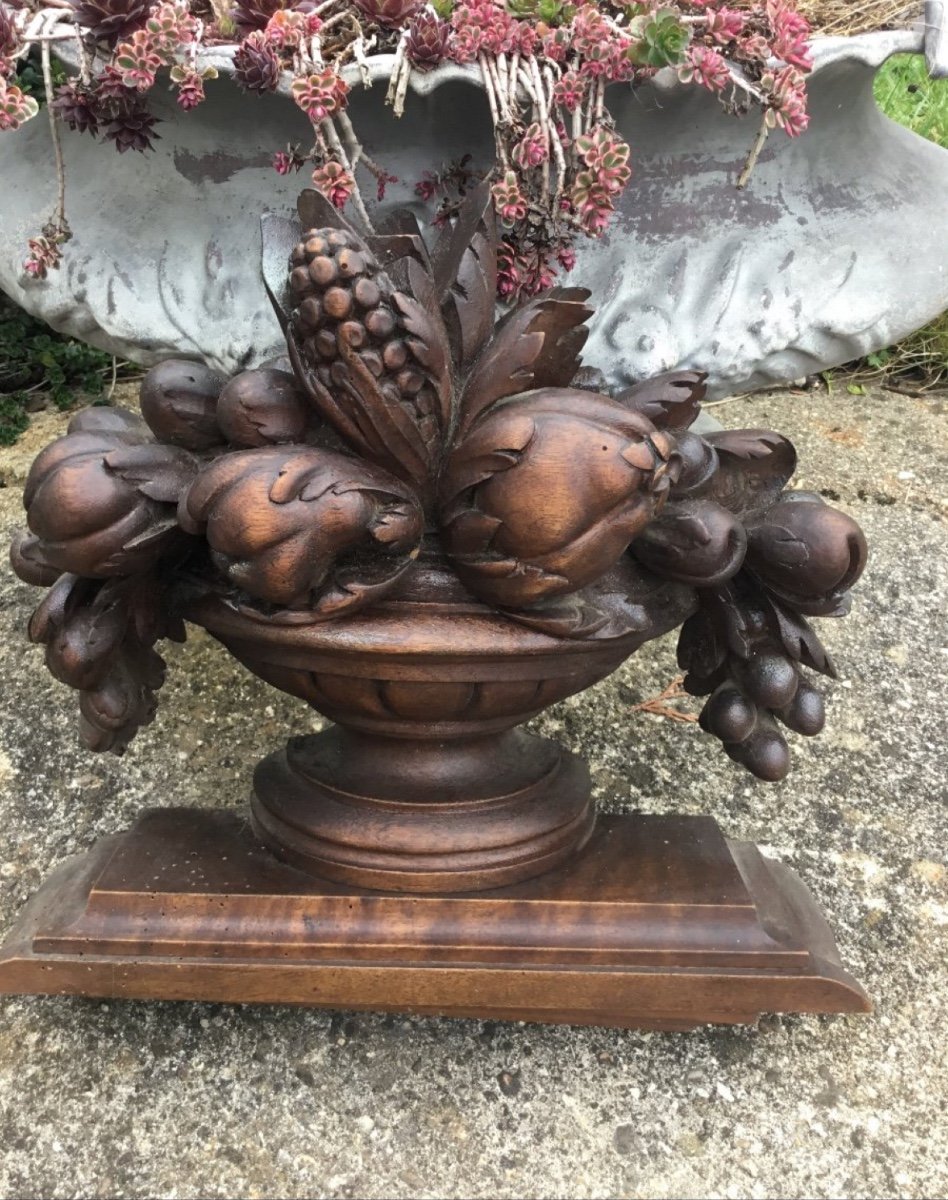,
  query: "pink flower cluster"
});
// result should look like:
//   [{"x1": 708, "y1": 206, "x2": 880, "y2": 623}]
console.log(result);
[
  {"x1": 114, "y1": 1, "x2": 197, "y2": 91},
  {"x1": 762, "y1": 65, "x2": 809, "y2": 137},
  {"x1": 766, "y1": 0, "x2": 812, "y2": 71},
  {"x1": 312, "y1": 159, "x2": 355, "y2": 208},
  {"x1": 570, "y1": 126, "x2": 632, "y2": 235},
  {"x1": 291, "y1": 68, "x2": 349, "y2": 122},
  {"x1": 0, "y1": 77, "x2": 38, "y2": 131}
]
